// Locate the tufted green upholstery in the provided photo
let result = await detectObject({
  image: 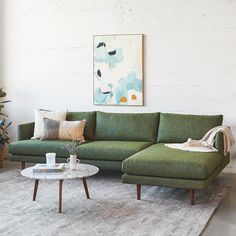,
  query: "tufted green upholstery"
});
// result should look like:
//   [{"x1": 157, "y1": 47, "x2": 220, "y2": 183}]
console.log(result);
[
  {"x1": 17, "y1": 112, "x2": 96, "y2": 141},
  {"x1": 9, "y1": 140, "x2": 80, "y2": 157},
  {"x1": 9, "y1": 140, "x2": 152, "y2": 162},
  {"x1": 215, "y1": 131, "x2": 224, "y2": 153},
  {"x1": 122, "y1": 144, "x2": 228, "y2": 180},
  {"x1": 9, "y1": 154, "x2": 123, "y2": 170},
  {"x1": 78, "y1": 141, "x2": 152, "y2": 161},
  {"x1": 95, "y1": 111, "x2": 159, "y2": 142},
  {"x1": 18, "y1": 122, "x2": 35, "y2": 140},
  {"x1": 157, "y1": 113, "x2": 223, "y2": 143},
  {"x1": 122, "y1": 160, "x2": 229, "y2": 189},
  {"x1": 9, "y1": 111, "x2": 229, "y2": 194},
  {"x1": 66, "y1": 111, "x2": 96, "y2": 140}
]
